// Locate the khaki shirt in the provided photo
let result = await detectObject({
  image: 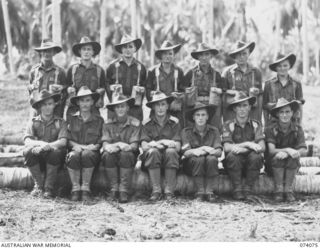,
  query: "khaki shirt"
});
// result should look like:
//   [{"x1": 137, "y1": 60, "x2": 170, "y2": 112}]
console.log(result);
[
  {"x1": 67, "y1": 112, "x2": 104, "y2": 145},
  {"x1": 181, "y1": 125, "x2": 222, "y2": 153},
  {"x1": 140, "y1": 115, "x2": 181, "y2": 143},
  {"x1": 105, "y1": 58, "x2": 147, "y2": 99},
  {"x1": 222, "y1": 119, "x2": 264, "y2": 144},
  {"x1": 101, "y1": 116, "x2": 141, "y2": 146},
  {"x1": 24, "y1": 115, "x2": 67, "y2": 142}
]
